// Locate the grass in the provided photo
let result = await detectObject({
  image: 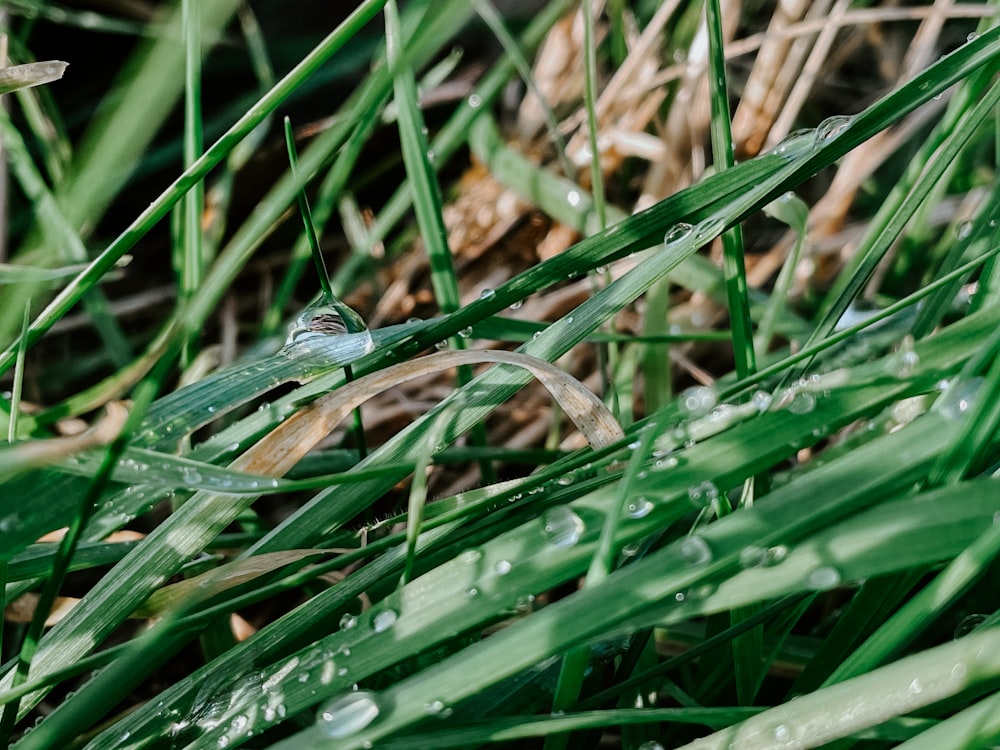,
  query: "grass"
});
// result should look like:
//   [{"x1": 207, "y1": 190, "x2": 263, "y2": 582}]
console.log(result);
[{"x1": 2, "y1": 1, "x2": 1000, "y2": 749}]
